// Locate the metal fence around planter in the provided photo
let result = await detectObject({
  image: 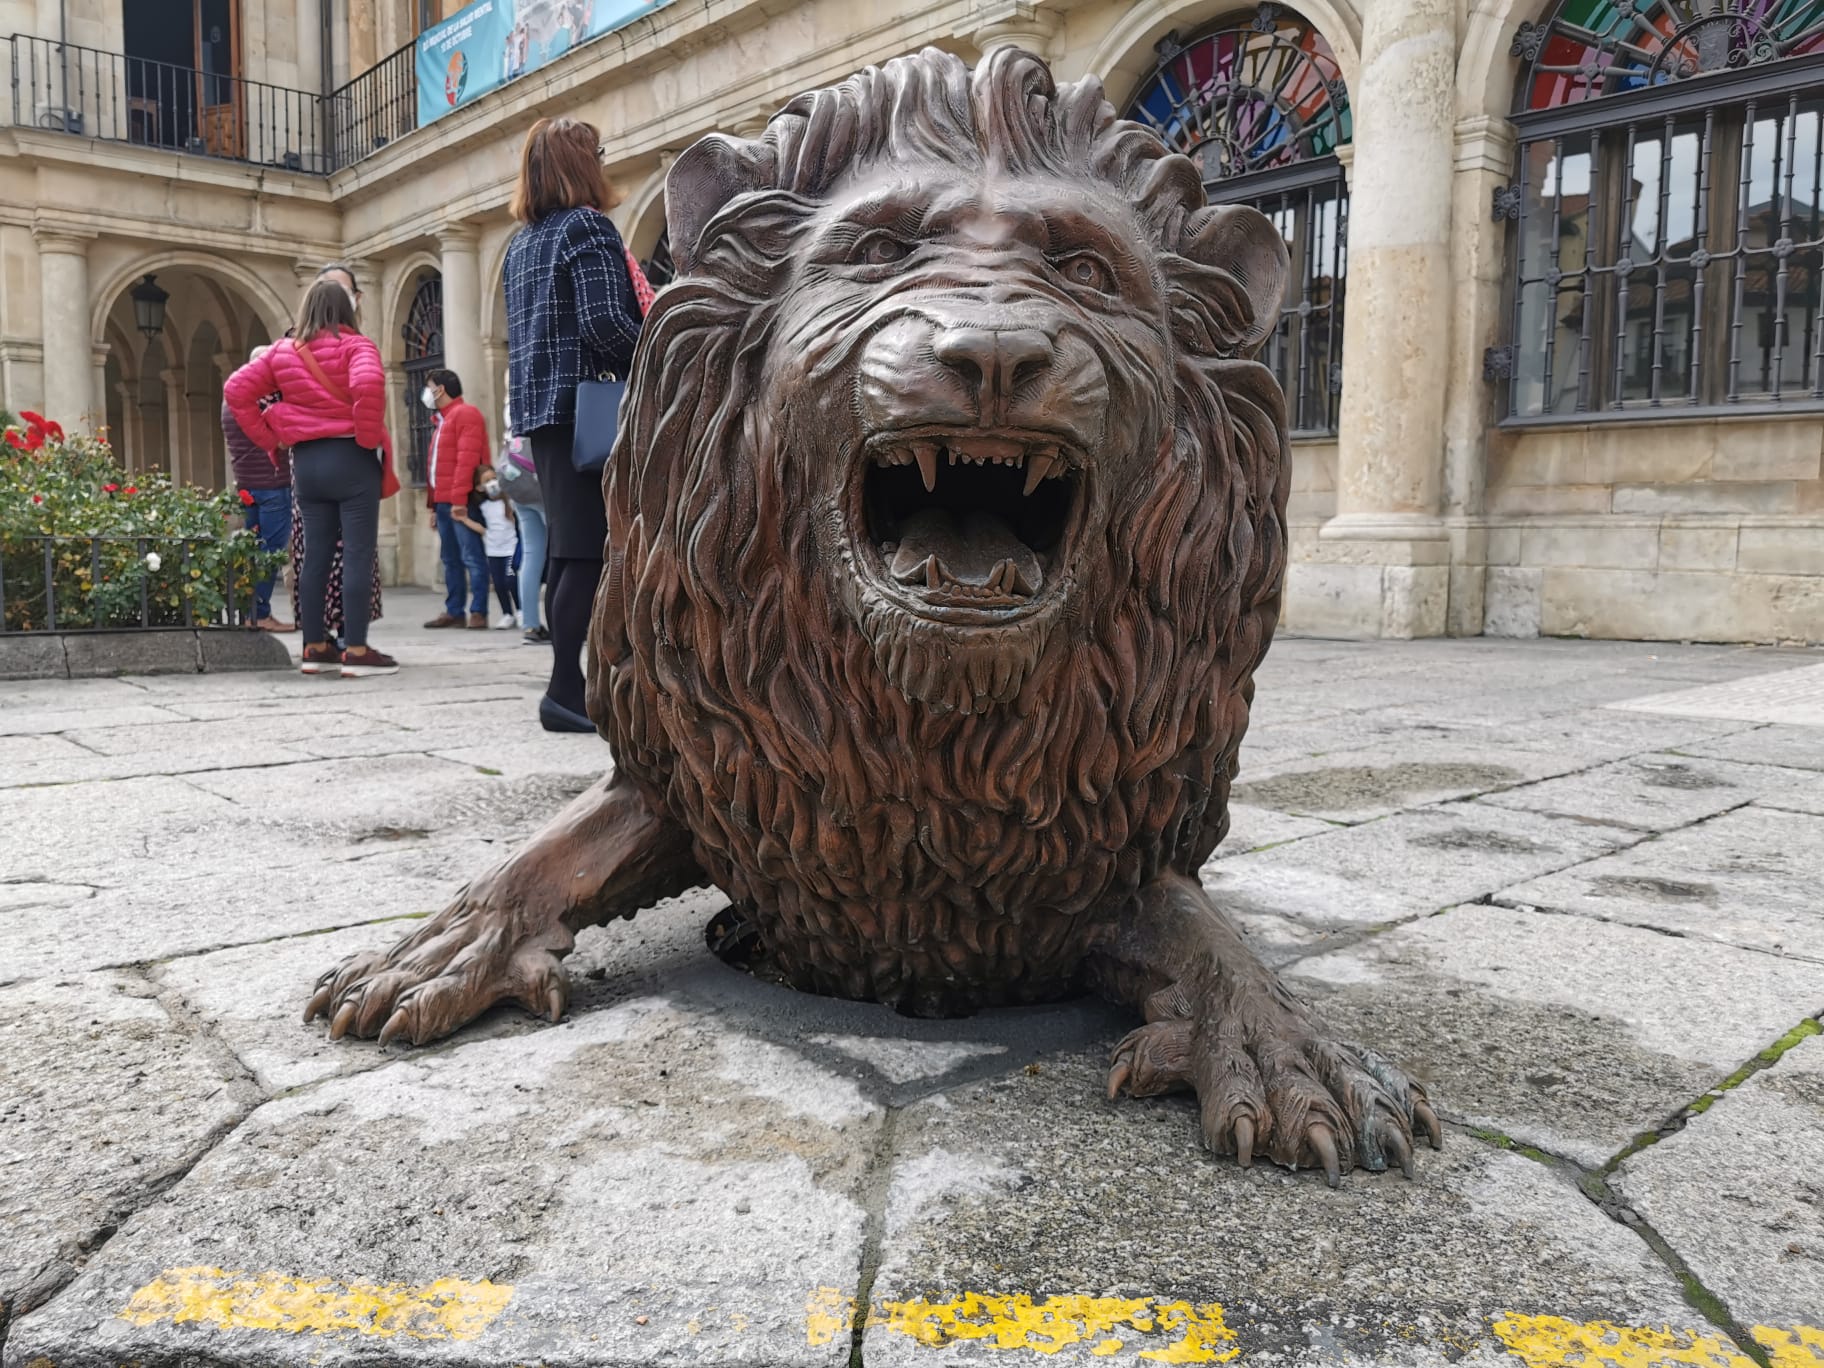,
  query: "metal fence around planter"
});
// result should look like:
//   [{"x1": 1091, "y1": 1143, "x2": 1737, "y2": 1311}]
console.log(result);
[{"x1": 0, "y1": 535, "x2": 268, "y2": 634}]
